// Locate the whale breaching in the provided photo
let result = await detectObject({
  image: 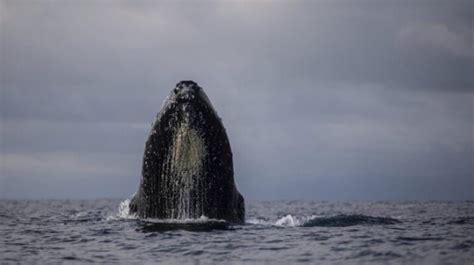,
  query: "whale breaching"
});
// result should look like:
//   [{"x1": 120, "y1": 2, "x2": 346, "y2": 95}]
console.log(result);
[{"x1": 129, "y1": 81, "x2": 245, "y2": 223}]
